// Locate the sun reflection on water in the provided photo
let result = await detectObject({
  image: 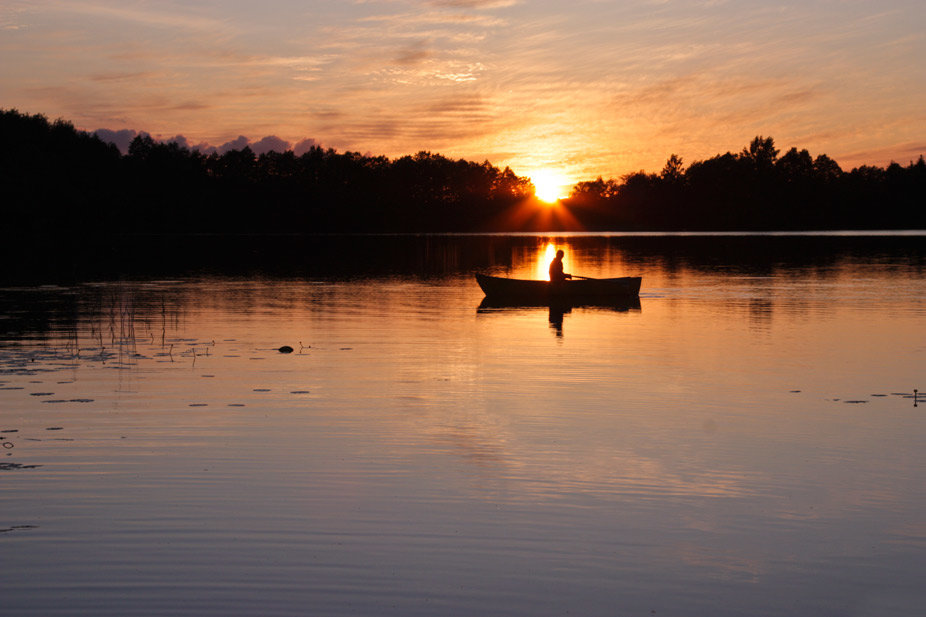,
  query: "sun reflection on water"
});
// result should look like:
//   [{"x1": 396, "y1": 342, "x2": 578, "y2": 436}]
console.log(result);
[{"x1": 535, "y1": 243, "x2": 558, "y2": 280}]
